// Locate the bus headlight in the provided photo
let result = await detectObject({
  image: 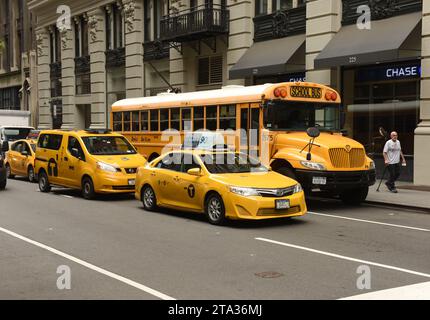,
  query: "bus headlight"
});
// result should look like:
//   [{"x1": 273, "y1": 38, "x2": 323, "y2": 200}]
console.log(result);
[
  {"x1": 97, "y1": 162, "x2": 118, "y2": 173},
  {"x1": 230, "y1": 186, "x2": 260, "y2": 197},
  {"x1": 300, "y1": 161, "x2": 326, "y2": 171}
]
